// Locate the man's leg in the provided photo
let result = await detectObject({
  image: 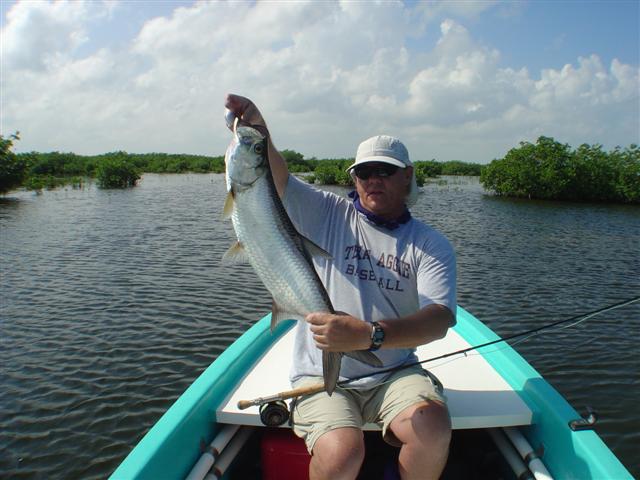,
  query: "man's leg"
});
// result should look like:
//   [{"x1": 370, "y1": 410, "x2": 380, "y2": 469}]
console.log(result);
[
  {"x1": 309, "y1": 427, "x2": 365, "y2": 480},
  {"x1": 291, "y1": 377, "x2": 365, "y2": 480},
  {"x1": 389, "y1": 400, "x2": 451, "y2": 480},
  {"x1": 372, "y1": 367, "x2": 451, "y2": 480}
]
